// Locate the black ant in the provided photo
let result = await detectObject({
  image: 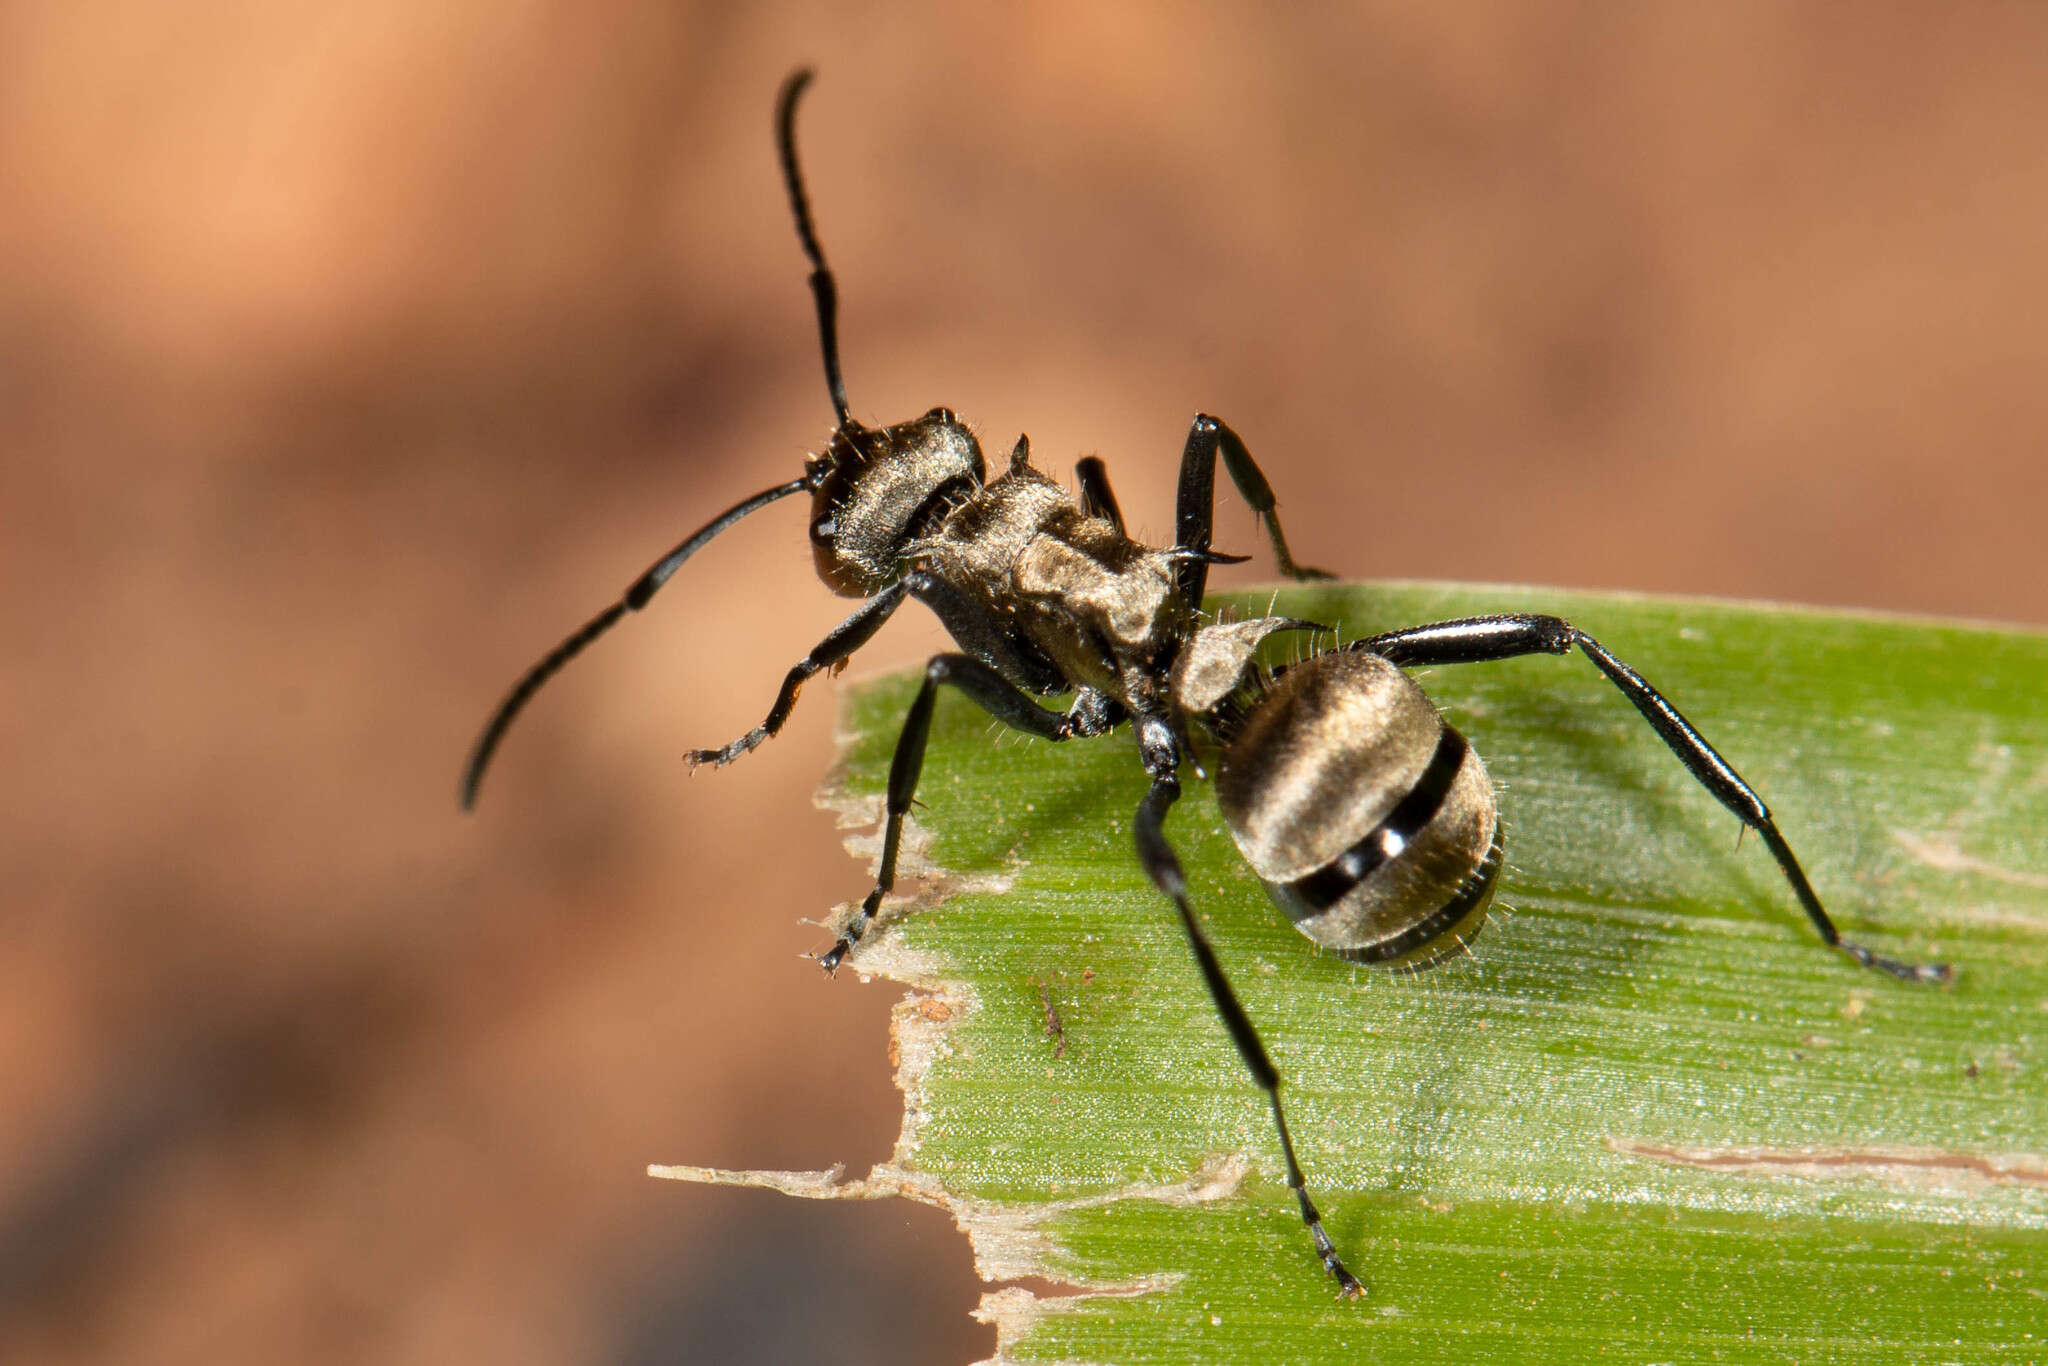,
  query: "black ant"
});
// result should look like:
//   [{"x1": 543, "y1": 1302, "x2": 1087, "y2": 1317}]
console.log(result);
[{"x1": 462, "y1": 69, "x2": 1952, "y2": 1298}]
